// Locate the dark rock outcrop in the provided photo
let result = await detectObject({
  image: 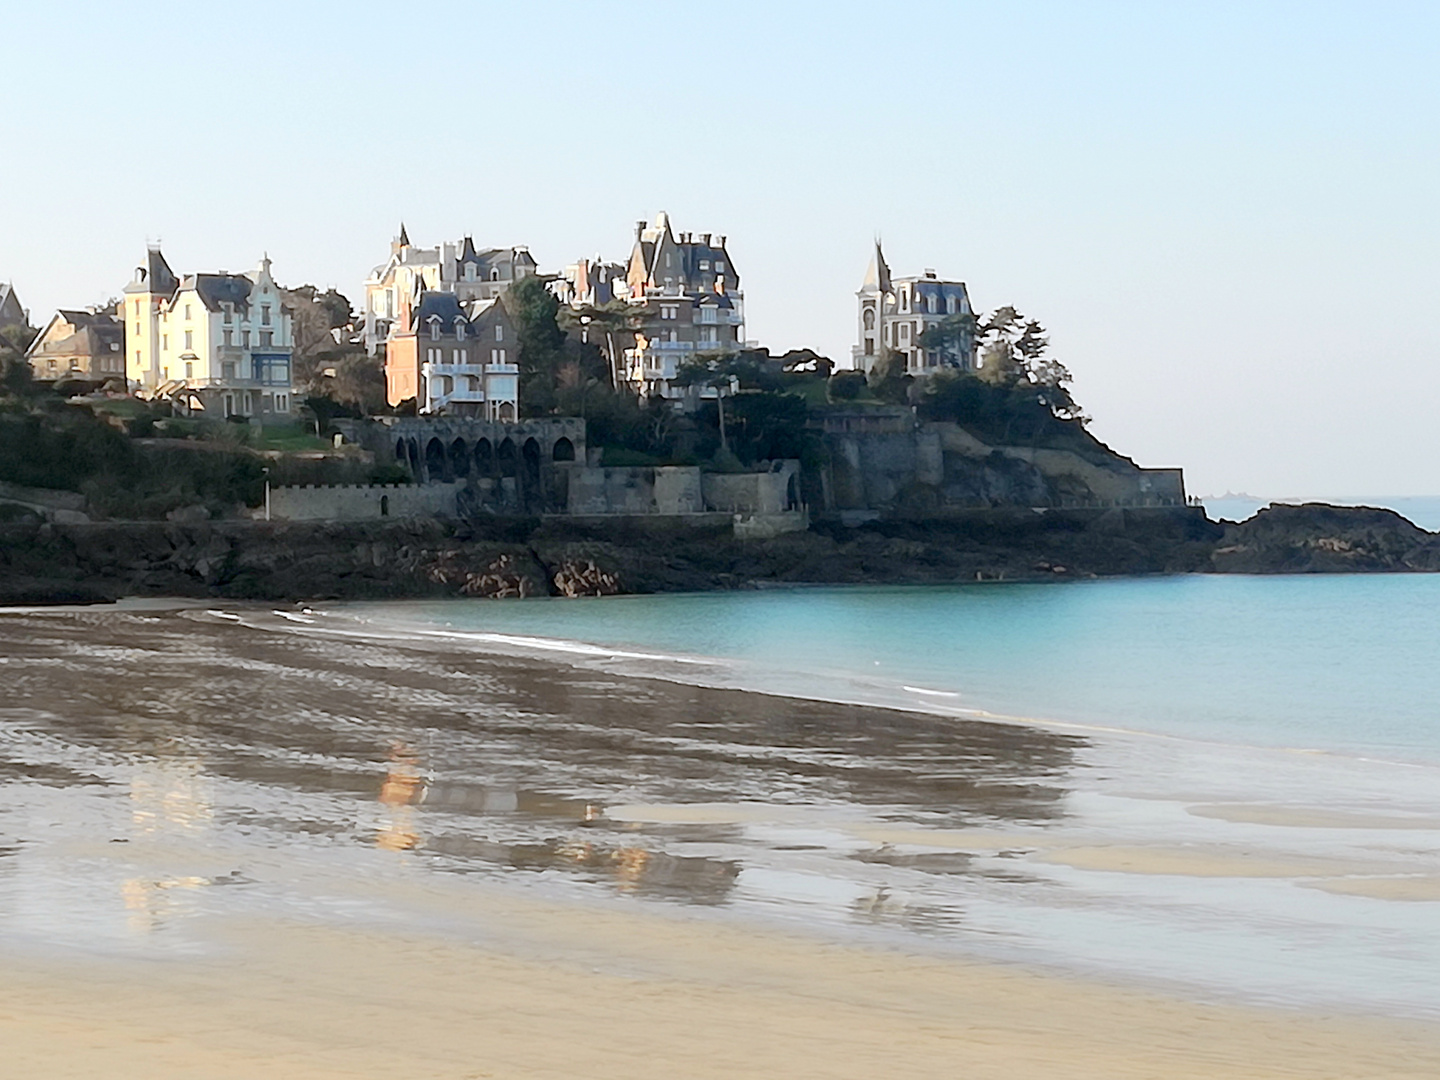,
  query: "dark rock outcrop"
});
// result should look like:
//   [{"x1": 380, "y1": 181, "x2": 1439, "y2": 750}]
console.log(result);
[{"x1": 1209, "y1": 503, "x2": 1440, "y2": 573}]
